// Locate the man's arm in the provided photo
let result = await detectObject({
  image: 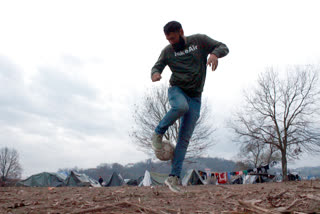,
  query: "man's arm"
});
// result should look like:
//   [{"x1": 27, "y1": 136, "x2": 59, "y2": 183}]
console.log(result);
[
  {"x1": 151, "y1": 49, "x2": 167, "y2": 82},
  {"x1": 207, "y1": 54, "x2": 219, "y2": 71},
  {"x1": 152, "y1": 72, "x2": 162, "y2": 82},
  {"x1": 200, "y1": 34, "x2": 229, "y2": 71},
  {"x1": 201, "y1": 34, "x2": 229, "y2": 58}
]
